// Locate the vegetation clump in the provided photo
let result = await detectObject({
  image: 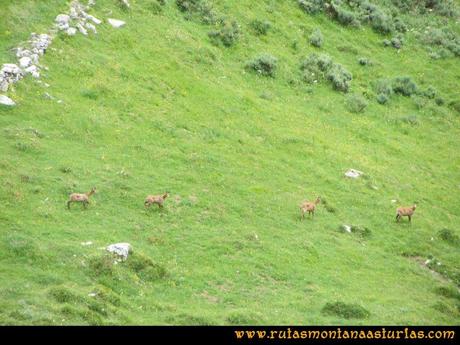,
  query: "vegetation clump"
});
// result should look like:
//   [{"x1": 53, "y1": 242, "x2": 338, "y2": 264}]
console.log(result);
[{"x1": 246, "y1": 54, "x2": 278, "y2": 77}]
